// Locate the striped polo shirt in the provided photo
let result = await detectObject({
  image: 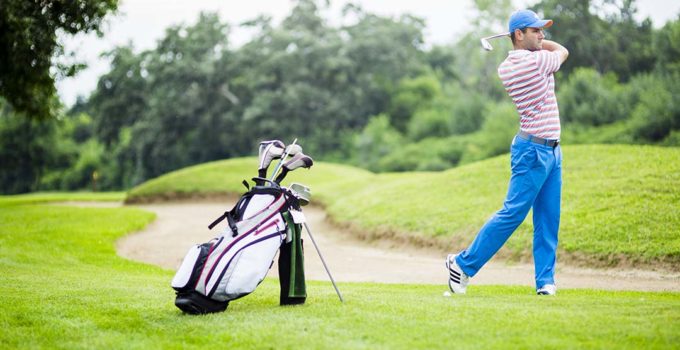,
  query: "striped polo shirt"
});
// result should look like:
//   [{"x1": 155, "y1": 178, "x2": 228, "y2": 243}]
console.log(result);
[{"x1": 498, "y1": 50, "x2": 562, "y2": 140}]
